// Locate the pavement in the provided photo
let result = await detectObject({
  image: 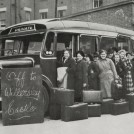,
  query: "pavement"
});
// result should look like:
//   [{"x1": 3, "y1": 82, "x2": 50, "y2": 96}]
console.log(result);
[{"x1": 0, "y1": 113, "x2": 134, "y2": 134}]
